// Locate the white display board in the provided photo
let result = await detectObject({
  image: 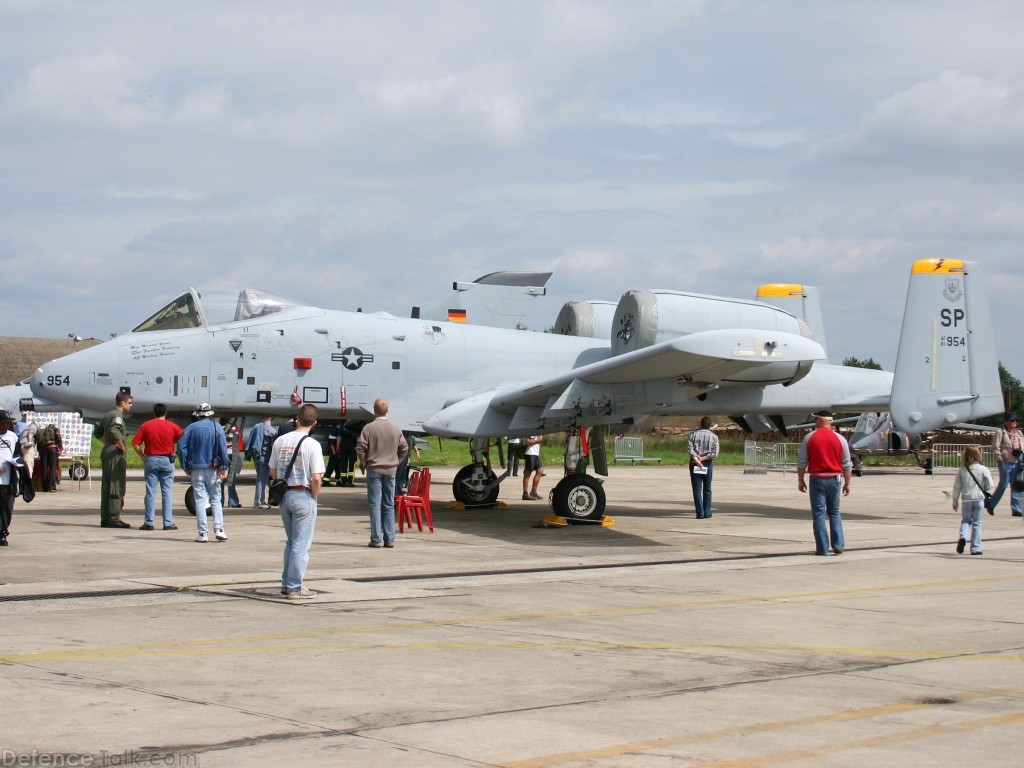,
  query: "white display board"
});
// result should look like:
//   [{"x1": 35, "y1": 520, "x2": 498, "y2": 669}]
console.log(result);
[{"x1": 24, "y1": 412, "x2": 93, "y2": 458}]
